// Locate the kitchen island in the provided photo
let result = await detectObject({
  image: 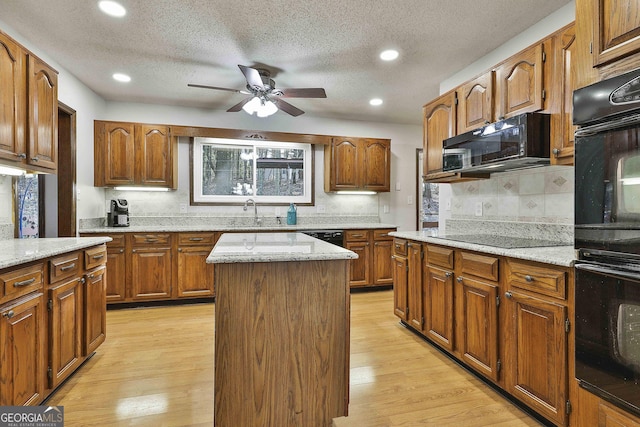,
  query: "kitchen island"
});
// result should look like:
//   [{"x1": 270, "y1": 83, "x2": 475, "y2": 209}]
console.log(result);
[{"x1": 207, "y1": 232, "x2": 357, "y2": 427}]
